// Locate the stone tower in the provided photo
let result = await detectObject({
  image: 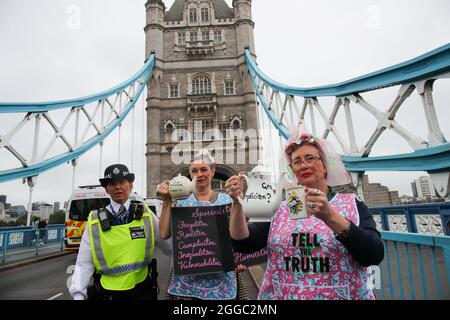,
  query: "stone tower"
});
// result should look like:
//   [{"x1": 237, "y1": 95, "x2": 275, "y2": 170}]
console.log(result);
[{"x1": 144, "y1": 0, "x2": 259, "y2": 196}]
